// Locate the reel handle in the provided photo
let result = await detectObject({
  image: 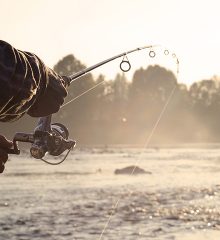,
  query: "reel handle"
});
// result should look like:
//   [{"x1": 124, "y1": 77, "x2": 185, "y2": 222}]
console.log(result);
[{"x1": 4, "y1": 132, "x2": 34, "y2": 155}]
